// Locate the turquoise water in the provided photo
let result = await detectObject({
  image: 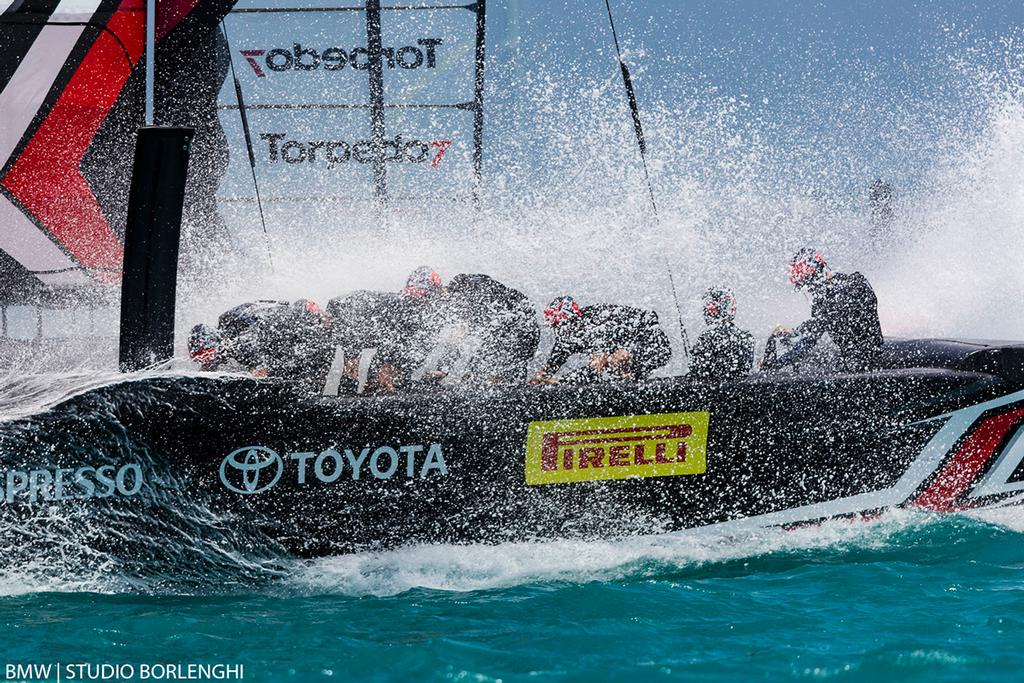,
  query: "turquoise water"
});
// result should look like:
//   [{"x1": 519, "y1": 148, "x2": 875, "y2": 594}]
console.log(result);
[{"x1": 5, "y1": 512, "x2": 1024, "y2": 682}]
